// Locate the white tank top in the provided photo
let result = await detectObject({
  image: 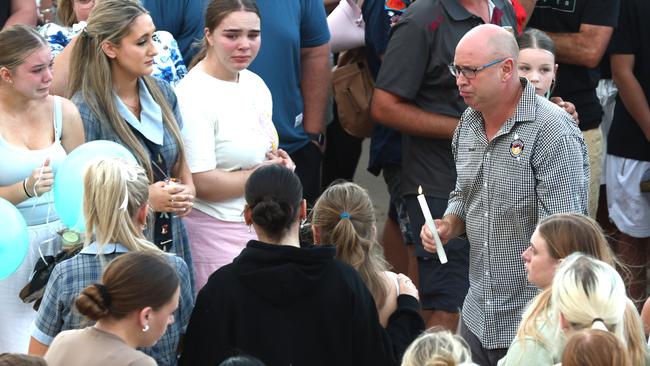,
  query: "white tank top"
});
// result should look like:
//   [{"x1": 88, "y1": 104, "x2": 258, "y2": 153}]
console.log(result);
[{"x1": 0, "y1": 97, "x2": 67, "y2": 225}]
